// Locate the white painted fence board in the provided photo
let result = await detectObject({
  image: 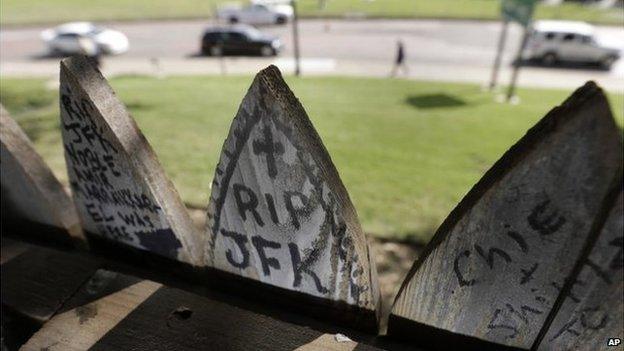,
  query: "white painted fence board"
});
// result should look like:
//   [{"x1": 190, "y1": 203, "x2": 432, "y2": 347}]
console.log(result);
[
  {"x1": 205, "y1": 65, "x2": 379, "y2": 314},
  {"x1": 389, "y1": 82, "x2": 623, "y2": 349},
  {"x1": 59, "y1": 56, "x2": 203, "y2": 265}
]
